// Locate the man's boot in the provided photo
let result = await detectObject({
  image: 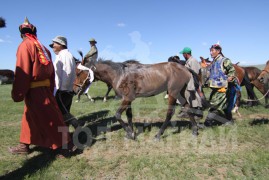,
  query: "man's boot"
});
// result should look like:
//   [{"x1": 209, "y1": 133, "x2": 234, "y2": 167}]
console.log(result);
[
  {"x1": 9, "y1": 143, "x2": 30, "y2": 154},
  {"x1": 224, "y1": 111, "x2": 234, "y2": 125}
]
